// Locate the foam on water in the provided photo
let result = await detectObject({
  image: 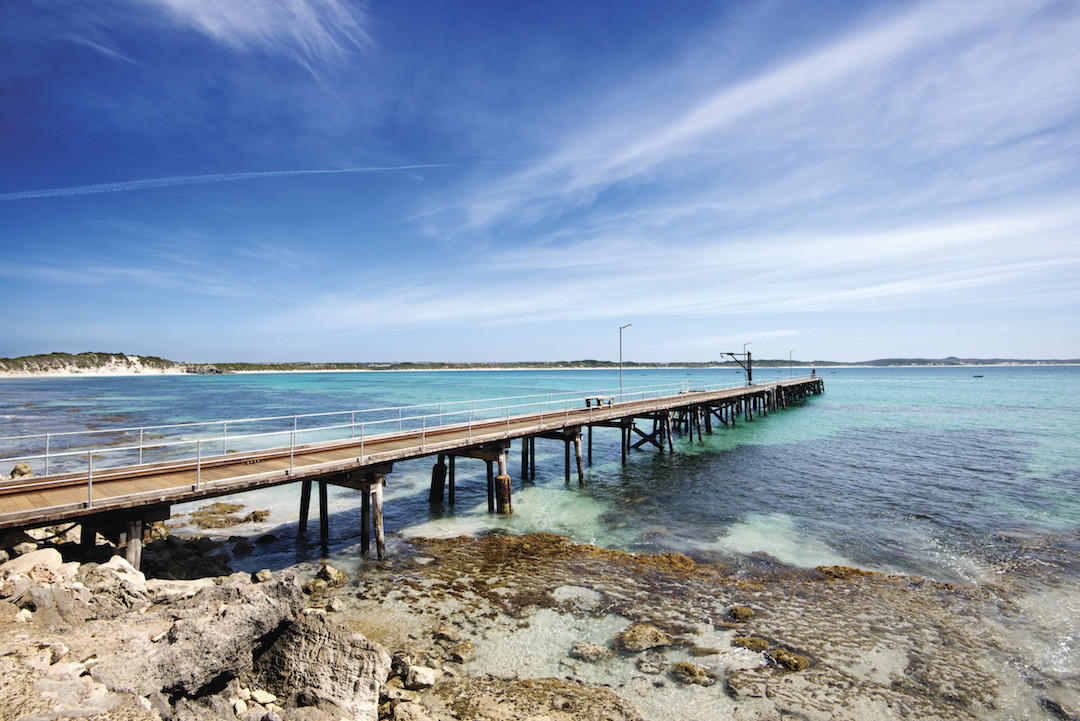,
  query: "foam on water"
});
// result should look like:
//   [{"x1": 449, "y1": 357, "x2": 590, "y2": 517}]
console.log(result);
[{"x1": 711, "y1": 512, "x2": 855, "y2": 568}]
